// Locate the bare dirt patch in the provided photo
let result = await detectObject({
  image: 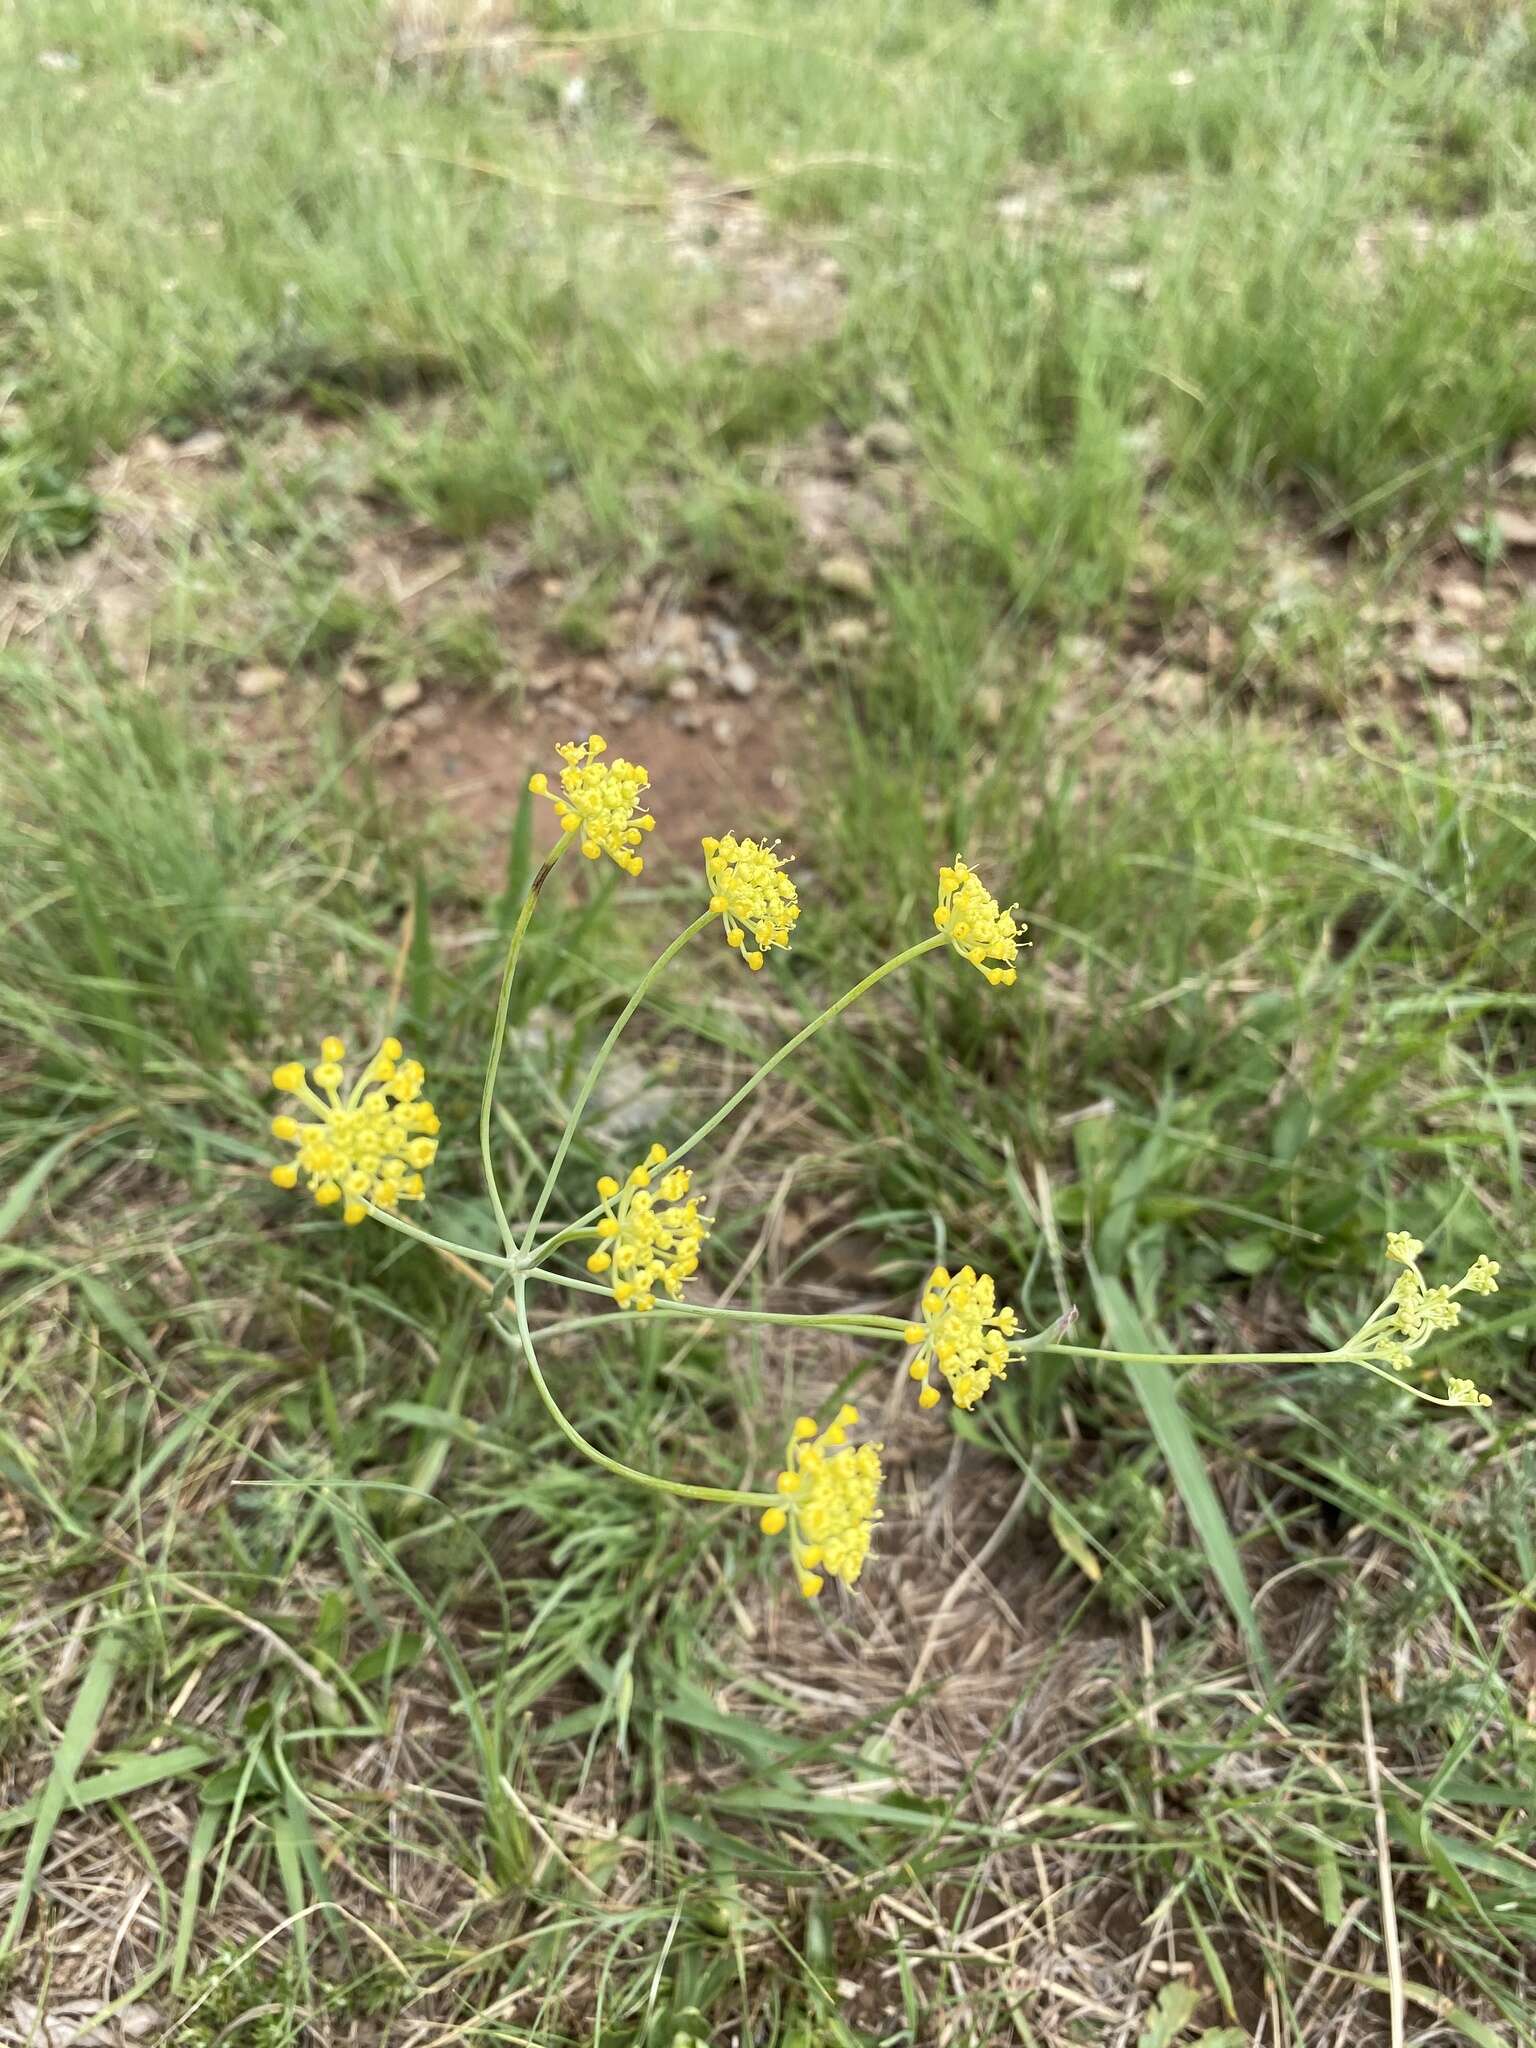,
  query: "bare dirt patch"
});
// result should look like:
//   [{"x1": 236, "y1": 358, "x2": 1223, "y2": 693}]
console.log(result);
[
  {"x1": 0, "y1": 427, "x2": 811, "y2": 880},
  {"x1": 1090, "y1": 457, "x2": 1536, "y2": 745},
  {"x1": 385, "y1": 691, "x2": 800, "y2": 879},
  {"x1": 337, "y1": 532, "x2": 807, "y2": 873}
]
